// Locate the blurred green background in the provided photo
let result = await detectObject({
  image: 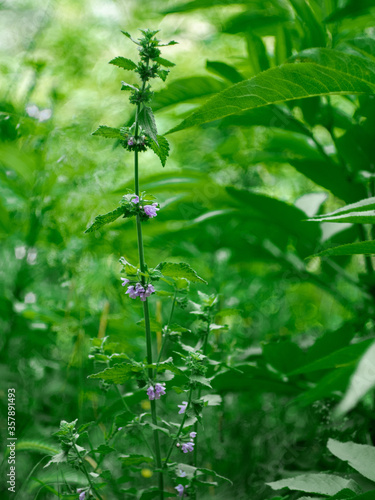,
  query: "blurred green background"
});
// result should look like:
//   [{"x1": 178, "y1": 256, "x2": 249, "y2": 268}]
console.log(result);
[{"x1": 1, "y1": 0, "x2": 375, "y2": 499}]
